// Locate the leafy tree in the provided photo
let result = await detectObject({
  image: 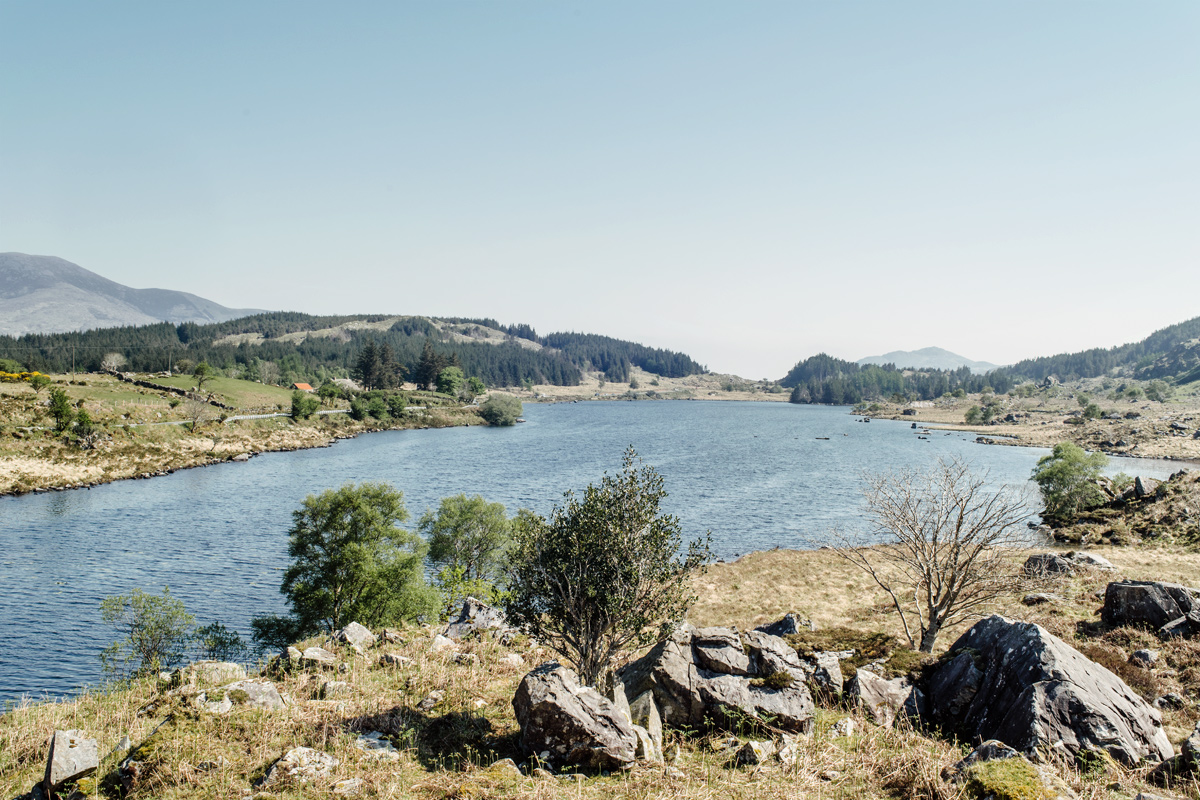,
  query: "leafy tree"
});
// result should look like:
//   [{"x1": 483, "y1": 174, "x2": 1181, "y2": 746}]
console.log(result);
[
  {"x1": 48, "y1": 387, "x2": 75, "y2": 432},
  {"x1": 1145, "y1": 380, "x2": 1172, "y2": 403},
  {"x1": 479, "y1": 394, "x2": 522, "y2": 426},
  {"x1": 291, "y1": 389, "x2": 320, "y2": 419},
  {"x1": 100, "y1": 587, "x2": 195, "y2": 678},
  {"x1": 318, "y1": 381, "x2": 341, "y2": 406},
  {"x1": 193, "y1": 361, "x2": 212, "y2": 391},
  {"x1": 29, "y1": 372, "x2": 51, "y2": 395},
  {"x1": 349, "y1": 398, "x2": 368, "y2": 421},
  {"x1": 1032, "y1": 442, "x2": 1108, "y2": 521},
  {"x1": 251, "y1": 483, "x2": 438, "y2": 649},
  {"x1": 964, "y1": 406, "x2": 982, "y2": 424},
  {"x1": 419, "y1": 494, "x2": 512, "y2": 615},
  {"x1": 436, "y1": 366, "x2": 465, "y2": 397},
  {"x1": 467, "y1": 376, "x2": 486, "y2": 396},
  {"x1": 503, "y1": 448, "x2": 711, "y2": 687},
  {"x1": 195, "y1": 621, "x2": 249, "y2": 662},
  {"x1": 828, "y1": 458, "x2": 1030, "y2": 653}
]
